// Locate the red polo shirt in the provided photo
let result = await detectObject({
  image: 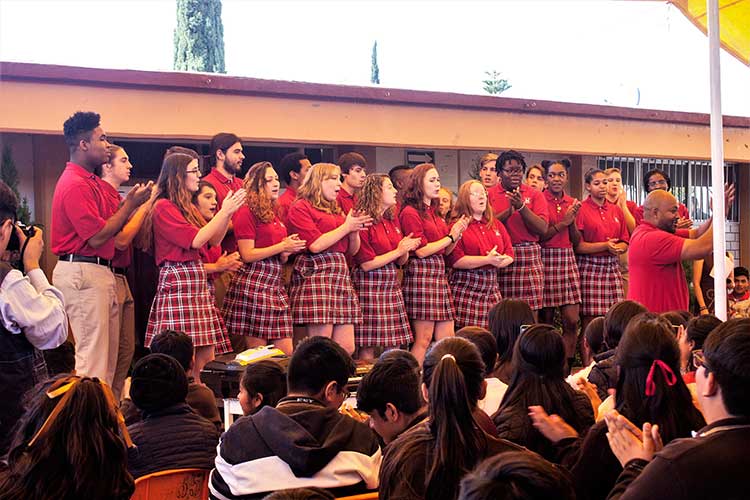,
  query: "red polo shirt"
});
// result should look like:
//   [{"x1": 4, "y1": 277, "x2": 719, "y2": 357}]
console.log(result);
[
  {"x1": 576, "y1": 197, "x2": 630, "y2": 256},
  {"x1": 400, "y1": 204, "x2": 449, "y2": 255},
  {"x1": 233, "y1": 205, "x2": 288, "y2": 248},
  {"x1": 152, "y1": 199, "x2": 201, "y2": 266},
  {"x1": 99, "y1": 180, "x2": 132, "y2": 268},
  {"x1": 446, "y1": 218, "x2": 514, "y2": 269},
  {"x1": 51, "y1": 162, "x2": 116, "y2": 259},
  {"x1": 488, "y1": 183, "x2": 549, "y2": 244},
  {"x1": 354, "y1": 216, "x2": 403, "y2": 266},
  {"x1": 541, "y1": 191, "x2": 577, "y2": 249},
  {"x1": 276, "y1": 187, "x2": 297, "y2": 225},
  {"x1": 337, "y1": 188, "x2": 357, "y2": 215},
  {"x1": 628, "y1": 222, "x2": 688, "y2": 312},
  {"x1": 287, "y1": 198, "x2": 348, "y2": 253},
  {"x1": 633, "y1": 202, "x2": 690, "y2": 226},
  {"x1": 202, "y1": 168, "x2": 243, "y2": 253}
]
